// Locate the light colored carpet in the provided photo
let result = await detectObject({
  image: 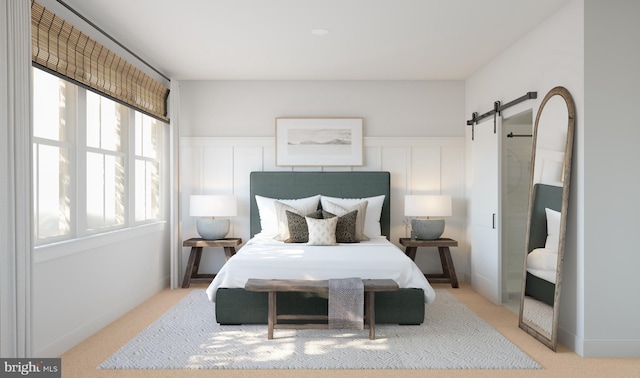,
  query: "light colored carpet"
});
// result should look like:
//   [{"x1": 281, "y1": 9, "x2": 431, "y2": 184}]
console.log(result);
[{"x1": 98, "y1": 289, "x2": 541, "y2": 370}]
